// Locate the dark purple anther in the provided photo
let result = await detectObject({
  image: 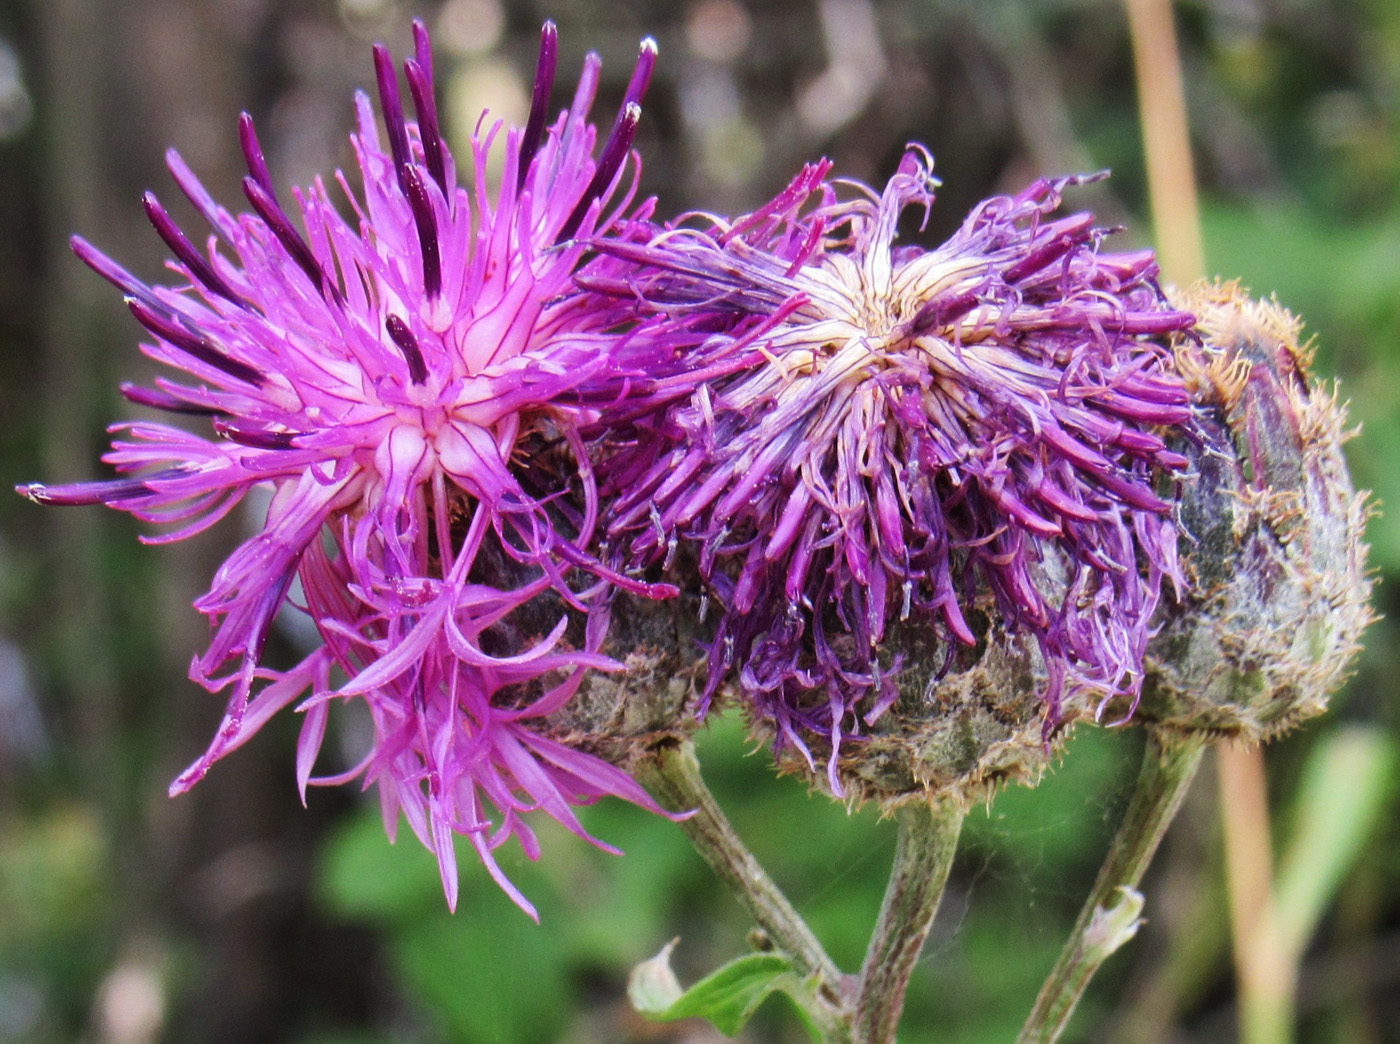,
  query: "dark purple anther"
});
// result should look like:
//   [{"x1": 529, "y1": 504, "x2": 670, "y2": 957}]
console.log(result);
[
  {"x1": 213, "y1": 418, "x2": 299, "y2": 449},
  {"x1": 385, "y1": 314, "x2": 429, "y2": 384},
  {"x1": 238, "y1": 113, "x2": 277, "y2": 202},
  {"x1": 241, "y1": 176, "x2": 341, "y2": 305},
  {"x1": 247, "y1": 569, "x2": 297, "y2": 663},
  {"x1": 558, "y1": 102, "x2": 640, "y2": 241},
  {"x1": 373, "y1": 44, "x2": 412, "y2": 194},
  {"x1": 16, "y1": 470, "x2": 183, "y2": 505},
  {"x1": 1112, "y1": 310, "x2": 1197, "y2": 336},
  {"x1": 404, "y1": 165, "x2": 442, "y2": 300},
  {"x1": 120, "y1": 381, "x2": 220, "y2": 415},
  {"x1": 411, "y1": 18, "x2": 434, "y2": 84},
  {"x1": 71, "y1": 235, "x2": 171, "y2": 313},
  {"x1": 622, "y1": 36, "x2": 658, "y2": 108},
  {"x1": 405, "y1": 59, "x2": 446, "y2": 193},
  {"x1": 1002, "y1": 213, "x2": 1094, "y2": 284},
  {"x1": 127, "y1": 298, "x2": 266, "y2": 386},
  {"x1": 909, "y1": 291, "x2": 979, "y2": 334},
  {"x1": 518, "y1": 21, "x2": 559, "y2": 190},
  {"x1": 142, "y1": 192, "x2": 243, "y2": 305}
]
